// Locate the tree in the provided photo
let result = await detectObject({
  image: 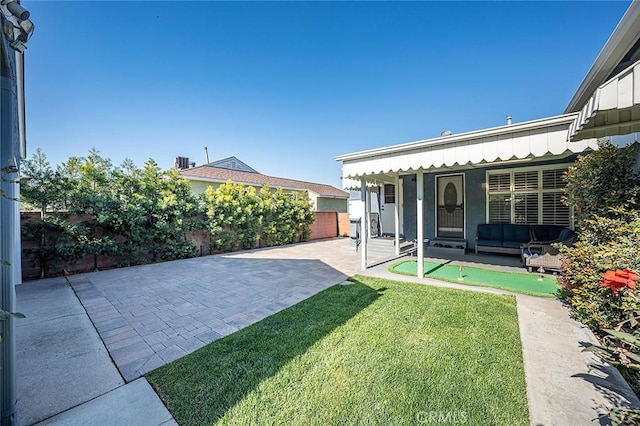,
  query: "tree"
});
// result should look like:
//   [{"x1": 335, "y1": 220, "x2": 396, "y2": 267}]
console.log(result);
[
  {"x1": 20, "y1": 148, "x2": 68, "y2": 216},
  {"x1": 102, "y1": 160, "x2": 202, "y2": 264},
  {"x1": 259, "y1": 186, "x2": 314, "y2": 246},
  {"x1": 146, "y1": 165, "x2": 201, "y2": 261},
  {"x1": 203, "y1": 181, "x2": 261, "y2": 252},
  {"x1": 564, "y1": 139, "x2": 640, "y2": 222}
]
